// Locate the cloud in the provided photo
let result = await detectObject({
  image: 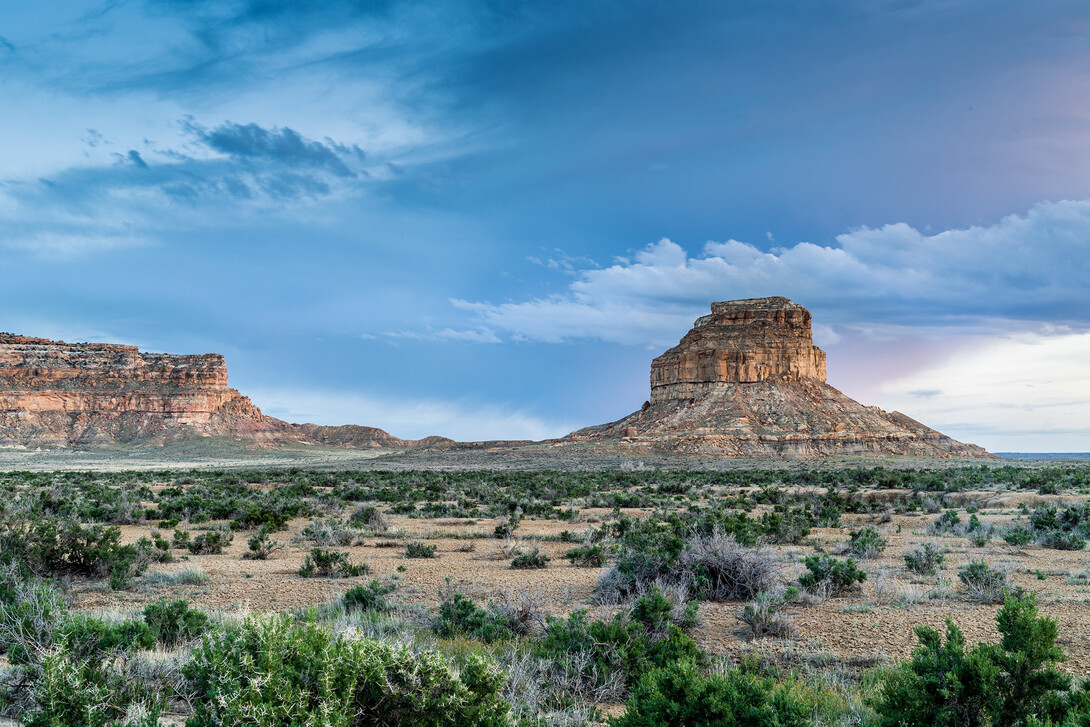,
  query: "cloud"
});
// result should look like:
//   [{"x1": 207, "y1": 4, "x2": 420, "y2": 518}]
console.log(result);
[
  {"x1": 248, "y1": 387, "x2": 573, "y2": 441},
  {"x1": 875, "y1": 331, "x2": 1090, "y2": 452},
  {"x1": 456, "y1": 200, "x2": 1090, "y2": 345},
  {"x1": 192, "y1": 121, "x2": 360, "y2": 178}
]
